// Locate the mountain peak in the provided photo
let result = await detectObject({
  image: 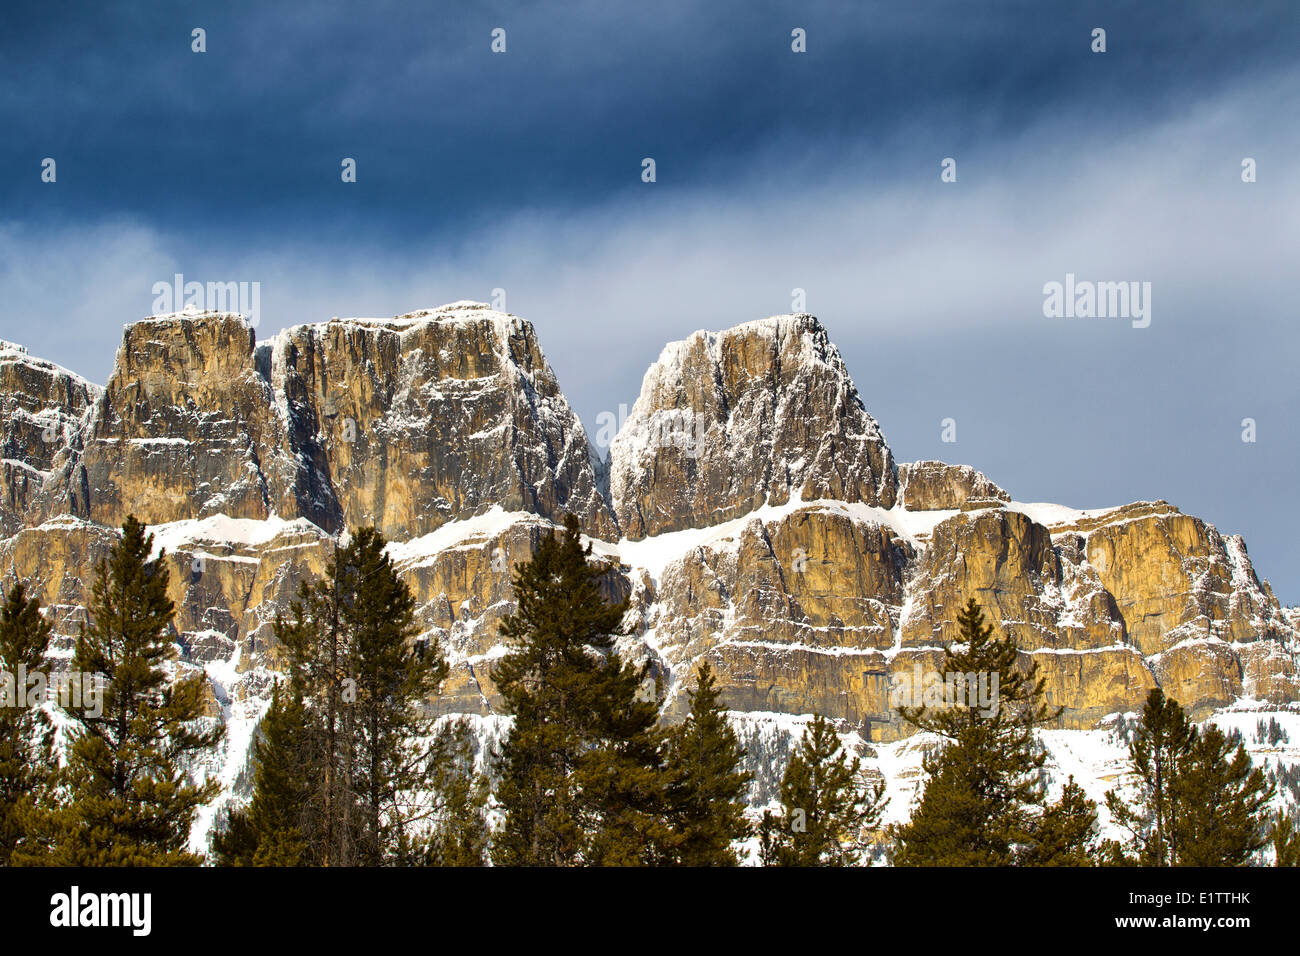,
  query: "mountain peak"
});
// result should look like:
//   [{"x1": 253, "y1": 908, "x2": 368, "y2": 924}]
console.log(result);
[{"x1": 610, "y1": 311, "x2": 896, "y2": 538}]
